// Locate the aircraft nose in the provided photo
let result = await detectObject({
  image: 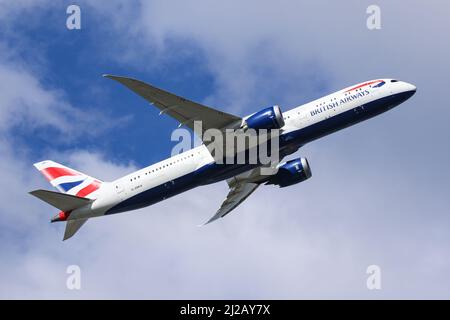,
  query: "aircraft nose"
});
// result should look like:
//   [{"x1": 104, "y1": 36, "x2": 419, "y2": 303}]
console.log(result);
[
  {"x1": 404, "y1": 82, "x2": 417, "y2": 94},
  {"x1": 401, "y1": 82, "x2": 416, "y2": 101}
]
